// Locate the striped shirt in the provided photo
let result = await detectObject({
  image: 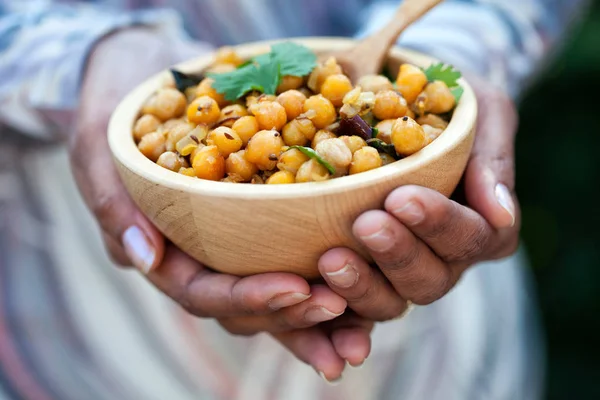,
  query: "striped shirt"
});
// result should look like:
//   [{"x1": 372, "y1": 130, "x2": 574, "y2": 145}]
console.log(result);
[{"x1": 0, "y1": 1, "x2": 587, "y2": 399}]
